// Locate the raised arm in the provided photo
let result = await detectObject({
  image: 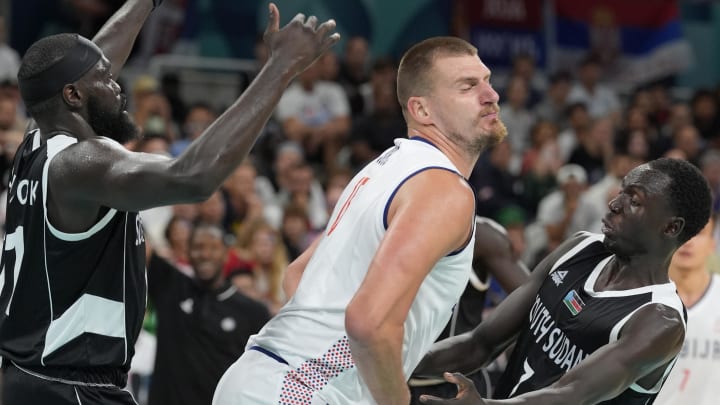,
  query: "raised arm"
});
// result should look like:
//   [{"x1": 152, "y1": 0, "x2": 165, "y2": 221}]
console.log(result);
[
  {"x1": 414, "y1": 233, "x2": 587, "y2": 378},
  {"x1": 92, "y1": 0, "x2": 154, "y2": 77},
  {"x1": 344, "y1": 170, "x2": 476, "y2": 405},
  {"x1": 51, "y1": 5, "x2": 340, "y2": 215}
]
